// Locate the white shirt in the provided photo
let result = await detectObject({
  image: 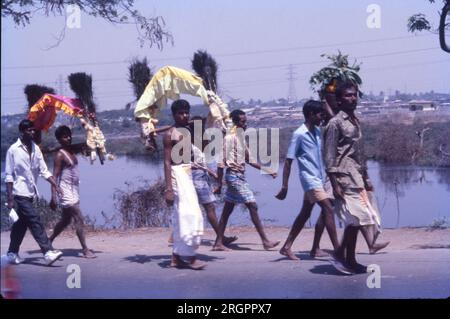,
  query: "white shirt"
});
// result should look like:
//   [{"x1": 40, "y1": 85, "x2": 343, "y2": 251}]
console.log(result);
[{"x1": 4, "y1": 138, "x2": 52, "y2": 198}]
